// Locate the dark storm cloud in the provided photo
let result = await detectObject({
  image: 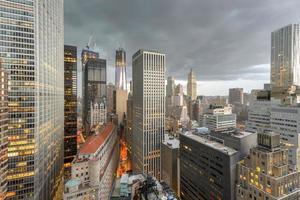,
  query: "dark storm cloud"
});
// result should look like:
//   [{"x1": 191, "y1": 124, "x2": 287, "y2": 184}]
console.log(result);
[{"x1": 64, "y1": 0, "x2": 300, "y2": 82}]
